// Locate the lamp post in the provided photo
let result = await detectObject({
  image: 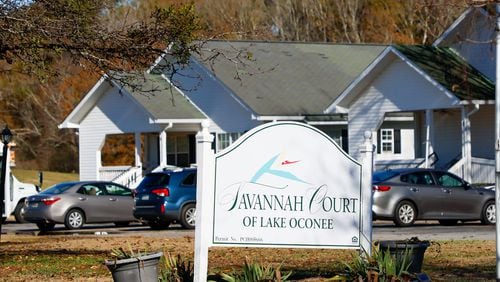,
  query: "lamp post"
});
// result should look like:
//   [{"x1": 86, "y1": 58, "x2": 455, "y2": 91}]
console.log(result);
[{"x1": 0, "y1": 125, "x2": 12, "y2": 241}]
